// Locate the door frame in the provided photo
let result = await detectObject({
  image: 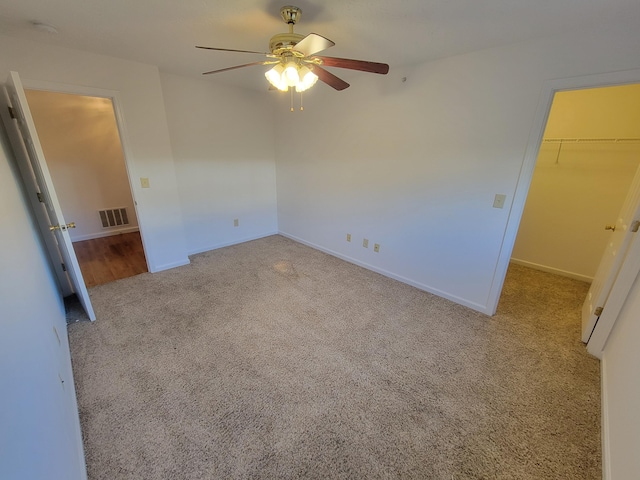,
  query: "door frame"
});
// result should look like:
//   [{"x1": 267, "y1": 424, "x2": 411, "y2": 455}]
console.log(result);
[
  {"x1": 487, "y1": 68, "x2": 640, "y2": 320},
  {"x1": 21, "y1": 78, "x2": 152, "y2": 274}
]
